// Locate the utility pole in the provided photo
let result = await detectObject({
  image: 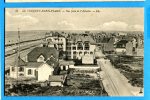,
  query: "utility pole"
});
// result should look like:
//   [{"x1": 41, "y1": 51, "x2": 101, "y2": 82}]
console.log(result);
[{"x1": 16, "y1": 28, "x2": 20, "y2": 83}]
